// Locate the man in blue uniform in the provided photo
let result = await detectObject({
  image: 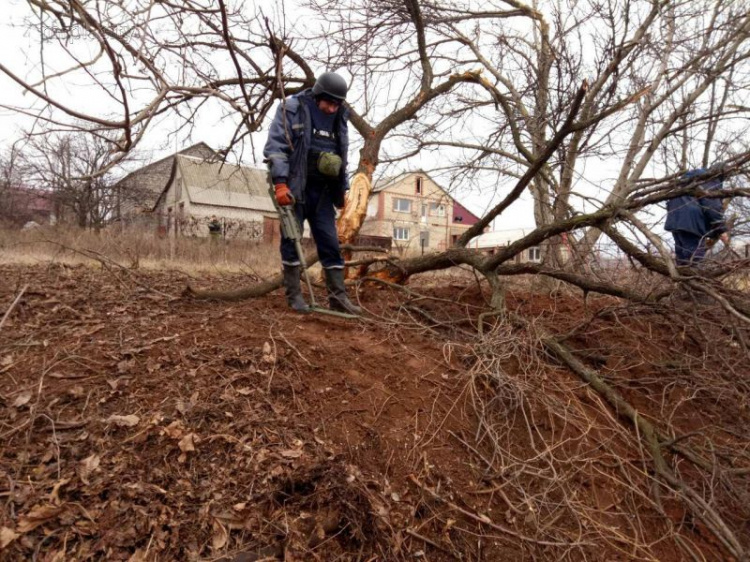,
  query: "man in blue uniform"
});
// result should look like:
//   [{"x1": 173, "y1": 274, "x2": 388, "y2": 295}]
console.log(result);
[
  {"x1": 665, "y1": 163, "x2": 730, "y2": 266},
  {"x1": 264, "y1": 71, "x2": 361, "y2": 314}
]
